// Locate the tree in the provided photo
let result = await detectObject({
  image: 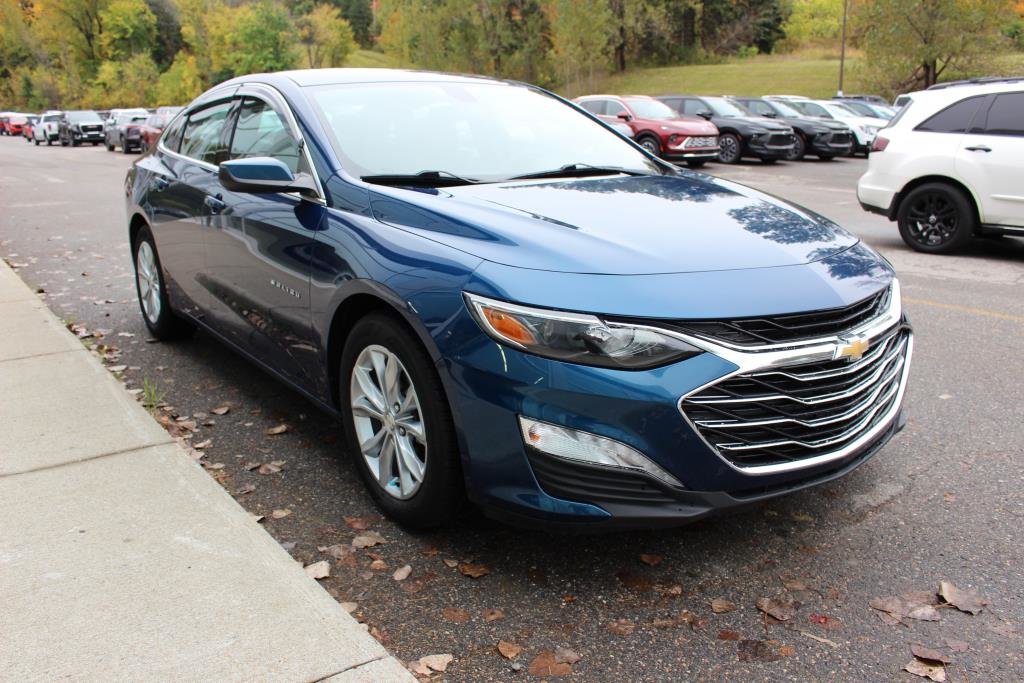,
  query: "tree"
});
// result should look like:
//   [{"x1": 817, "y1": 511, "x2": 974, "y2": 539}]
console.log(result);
[
  {"x1": 208, "y1": 1, "x2": 299, "y2": 79},
  {"x1": 782, "y1": 0, "x2": 844, "y2": 49},
  {"x1": 547, "y1": 0, "x2": 614, "y2": 92},
  {"x1": 854, "y1": 0, "x2": 1016, "y2": 93},
  {"x1": 155, "y1": 50, "x2": 203, "y2": 103},
  {"x1": 99, "y1": 0, "x2": 156, "y2": 60},
  {"x1": 87, "y1": 52, "x2": 159, "y2": 106},
  {"x1": 296, "y1": 4, "x2": 356, "y2": 68},
  {"x1": 338, "y1": 0, "x2": 374, "y2": 48}
]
